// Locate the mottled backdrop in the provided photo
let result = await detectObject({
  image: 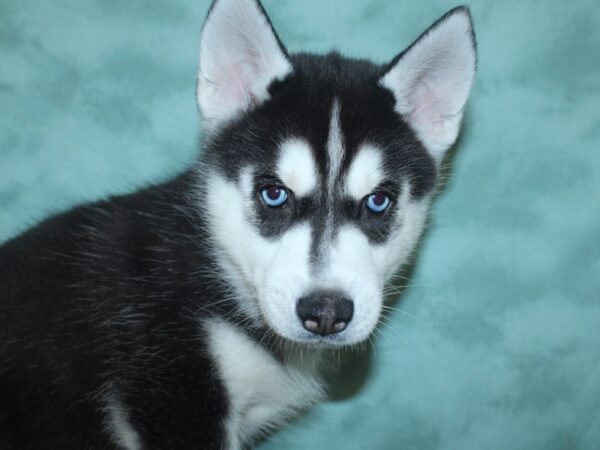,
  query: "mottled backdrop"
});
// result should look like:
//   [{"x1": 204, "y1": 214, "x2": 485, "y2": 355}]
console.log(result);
[{"x1": 1, "y1": 0, "x2": 599, "y2": 449}]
